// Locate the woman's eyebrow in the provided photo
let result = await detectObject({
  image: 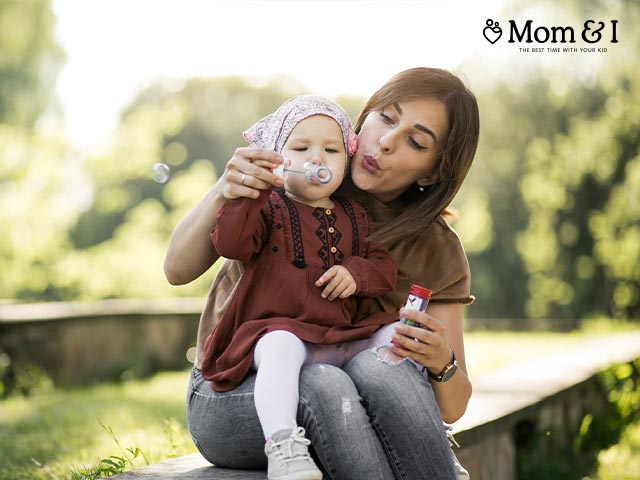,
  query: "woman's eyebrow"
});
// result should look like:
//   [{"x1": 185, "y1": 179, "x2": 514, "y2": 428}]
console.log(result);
[
  {"x1": 414, "y1": 124, "x2": 437, "y2": 143},
  {"x1": 393, "y1": 103, "x2": 437, "y2": 143}
]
